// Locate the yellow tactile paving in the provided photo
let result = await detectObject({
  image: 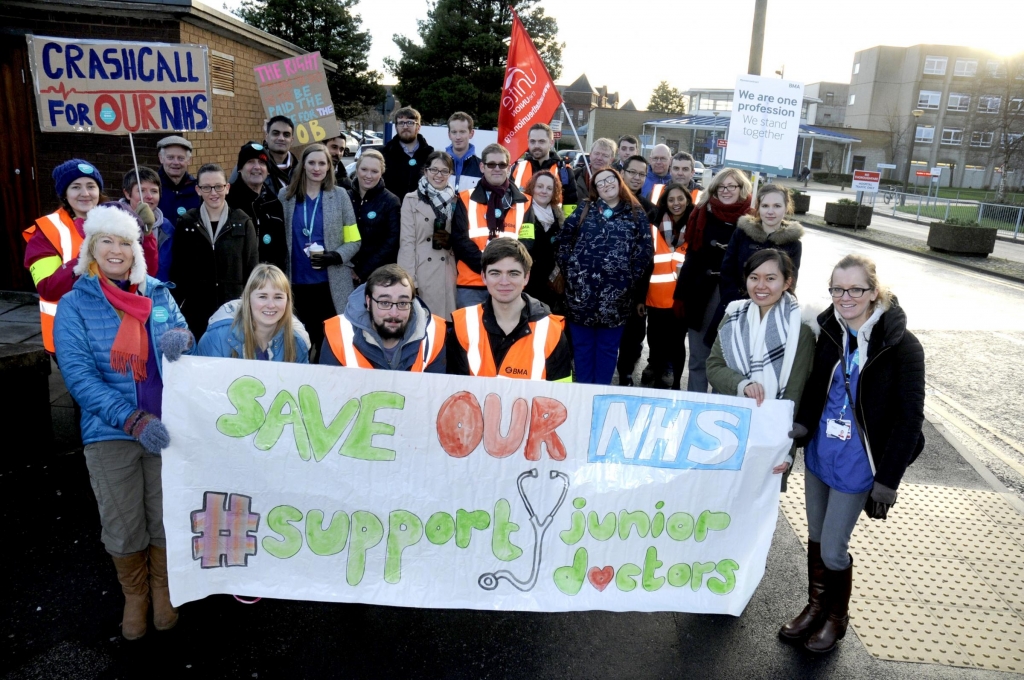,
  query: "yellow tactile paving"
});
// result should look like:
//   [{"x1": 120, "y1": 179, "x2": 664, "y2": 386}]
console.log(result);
[{"x1": 781, "y1": 474, "x2": 1024, "y2": 672}]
